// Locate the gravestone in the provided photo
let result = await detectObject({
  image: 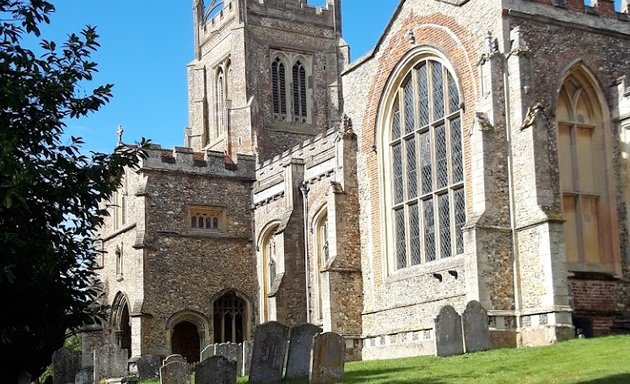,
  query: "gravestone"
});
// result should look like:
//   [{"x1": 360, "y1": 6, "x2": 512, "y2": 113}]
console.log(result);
[
  {"x1": 241, "y1": 341, "x2": 254, "y2": 376},
  {"x1": 162, "y1": 354, "x2": 186, "y2": 366},
  {"x1": 216, "y1": 343, "x2": 242, "y2": 376},
  {"x1": 17, "y1": 371, "x2": 31, "y2": 384},
  {"x1": 195, "y1": 356, "x2": 237, "y2": 384},
  {"x1": 285, "y1": 323, "x2": 322, "y2": 380},
  {"x1": 309, "y1": 332, "x2": 345, "y2": 384},
  {"x1": 248, "y1": 321, "x2": 290, "y2": 384},
  {"x1": 52, "y1": 347, "x2": 81, "y2": 384},
  {"x1": 200, "y1": 344, "x2": 216, "y2": 362},
  {"x1": 93, "y1": 344, "x2": 128, "y2": 383},
  {"x1": 136, "y1": 354, "x2": 162, "y2": 380},
  {"x1": 462, "y1": 300, "x2": 491, "y2": 353},
  {"x1": 434, "y1": 305, "x2": 464, "y2": 357},
  {"x1": 159, "y1": 361, "x2": 189, "y2": 384},
  {"x1": 74, "y1": 369, "x2": 92, "y2": 384}
]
